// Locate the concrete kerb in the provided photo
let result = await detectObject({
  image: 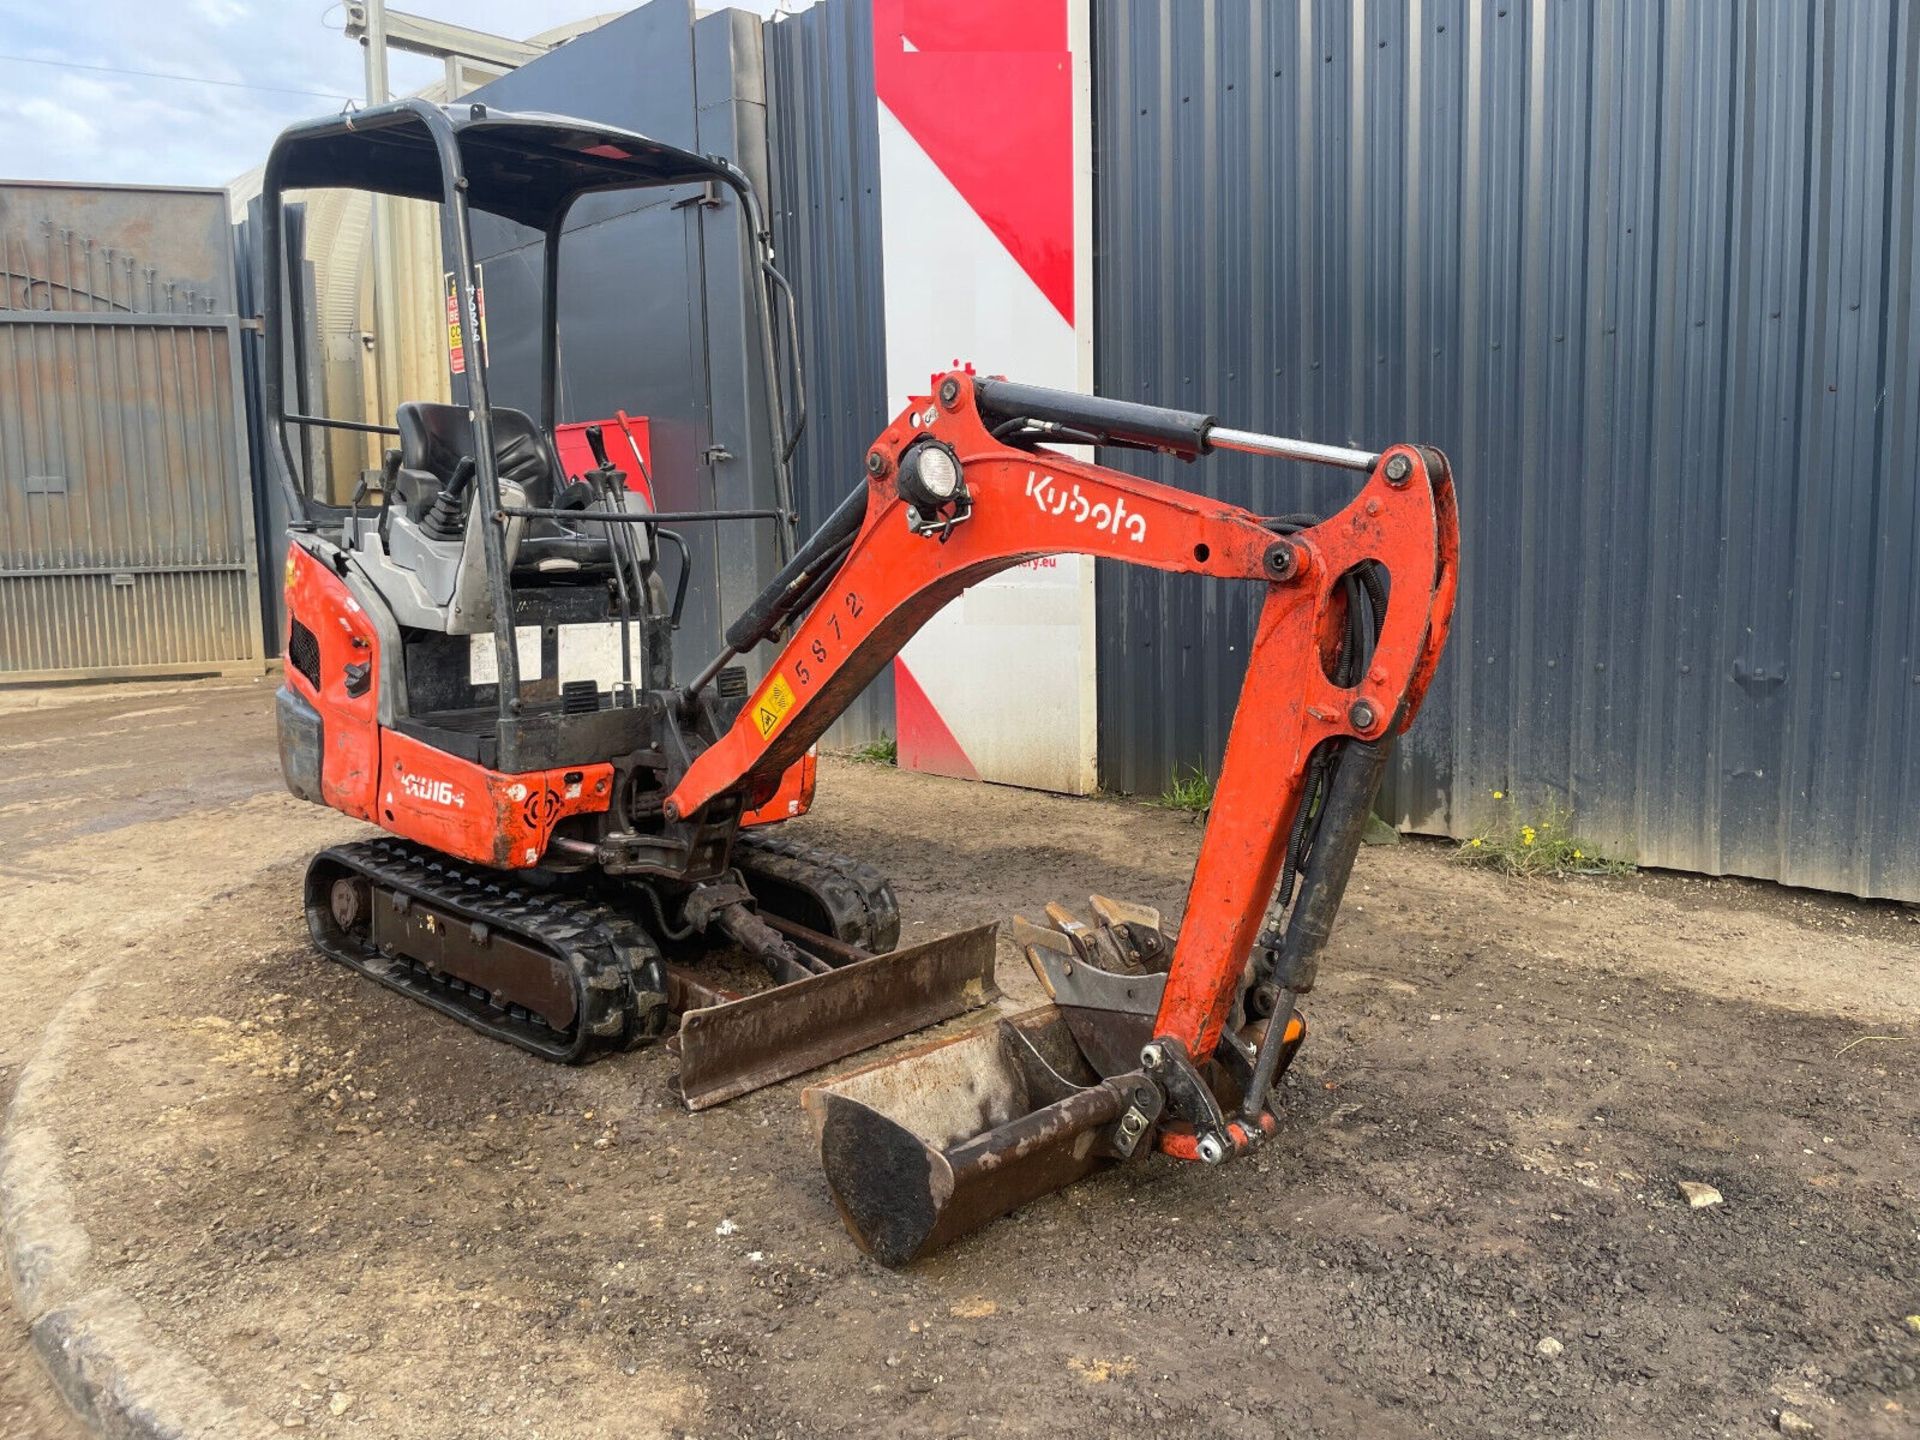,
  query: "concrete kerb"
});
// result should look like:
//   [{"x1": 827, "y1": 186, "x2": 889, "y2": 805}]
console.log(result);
[{"x1": 1, "y1": 976, "x2": 280, "y2": 1439}]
